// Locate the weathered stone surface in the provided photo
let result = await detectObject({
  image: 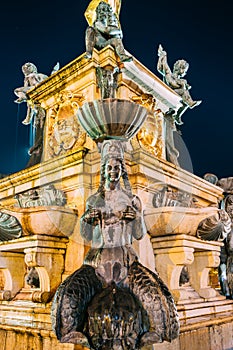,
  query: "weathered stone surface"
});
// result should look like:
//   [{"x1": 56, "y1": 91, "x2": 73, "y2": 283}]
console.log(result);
[
  {"x1": 221, "y1": 322, "x2": 233, "y2": 350},
  {"x1": 180, "y1": 328, "x2": 209, "y2": 350}
]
